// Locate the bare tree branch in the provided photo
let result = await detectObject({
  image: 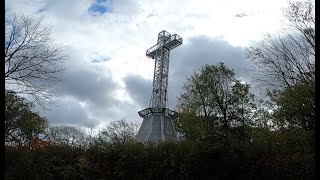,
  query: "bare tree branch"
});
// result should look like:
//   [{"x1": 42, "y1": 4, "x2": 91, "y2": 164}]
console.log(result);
[
  {"x1": 5, "y1": 12, "x2": 68, "y2": 109},
  {"x1": 245, "y1": 1, "x2": 315, "y2": 91}
]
